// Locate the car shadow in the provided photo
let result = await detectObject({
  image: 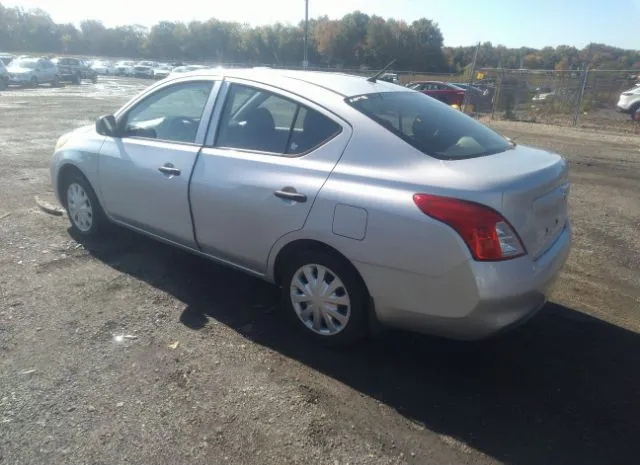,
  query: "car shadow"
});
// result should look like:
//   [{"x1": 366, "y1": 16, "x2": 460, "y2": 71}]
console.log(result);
[{"x1": 77, "y1": 227, "x2": 639, "y2": 465}]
